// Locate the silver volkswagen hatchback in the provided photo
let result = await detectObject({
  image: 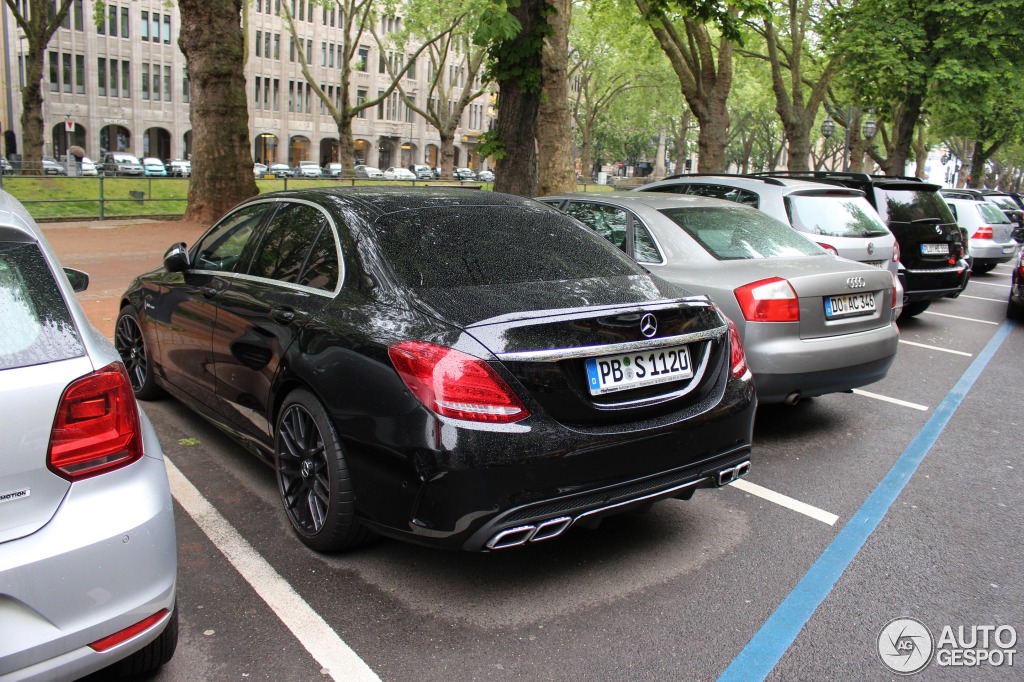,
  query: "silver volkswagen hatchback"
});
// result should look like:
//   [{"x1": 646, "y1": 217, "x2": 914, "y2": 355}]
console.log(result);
[
  {"x1": 540, "y1": 192, "x2": 900, "y2": 405},
  {"x1": 0, "y1": 191, "x2": 177, "y2": 679}
]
